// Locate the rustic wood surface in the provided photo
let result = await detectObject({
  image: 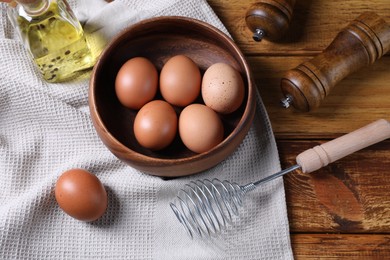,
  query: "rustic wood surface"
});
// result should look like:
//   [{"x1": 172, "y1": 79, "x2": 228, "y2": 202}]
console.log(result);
[{"x1": 208, "y1": 0, "x2": 390, "y2": 258}]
